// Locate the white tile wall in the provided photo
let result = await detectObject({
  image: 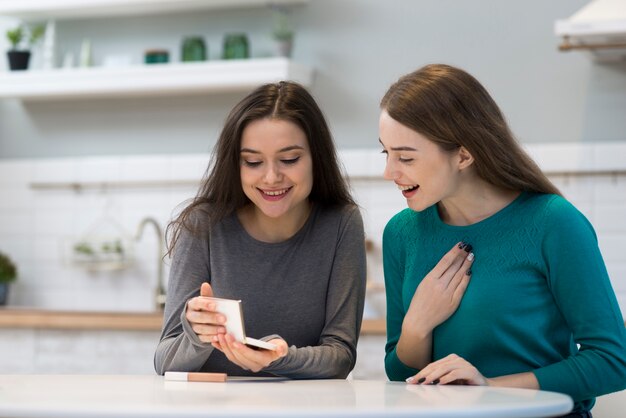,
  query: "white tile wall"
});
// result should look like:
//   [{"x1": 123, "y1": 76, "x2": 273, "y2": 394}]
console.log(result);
[
  {"x1": 0, "y1": 143, "x2": 625, "y2": 378},
  {"x1": 0, "y1": 329, "x2": 37, "y2": 374},
  {"x1": 0, "y1": 154, "x2": 208, "y2": 311}
]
